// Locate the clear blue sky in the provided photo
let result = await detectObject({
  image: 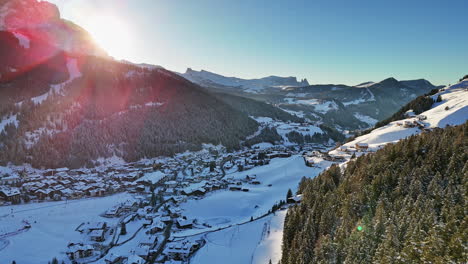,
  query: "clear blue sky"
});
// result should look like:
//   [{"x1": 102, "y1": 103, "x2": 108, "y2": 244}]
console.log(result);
[{"x1": 49, "y1": 0, "x2": 467, "y2": 85}]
